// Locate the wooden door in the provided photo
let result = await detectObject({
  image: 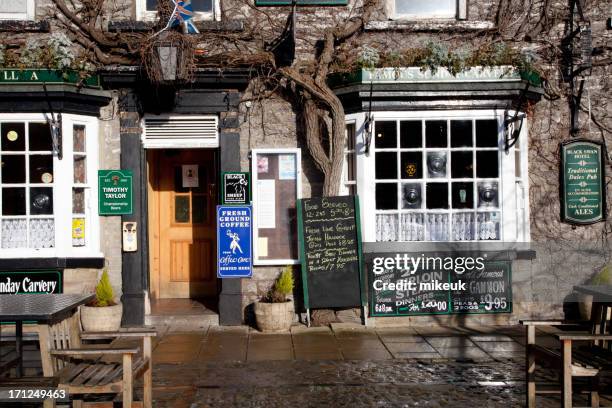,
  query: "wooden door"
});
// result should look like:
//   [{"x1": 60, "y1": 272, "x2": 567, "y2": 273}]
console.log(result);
[{"x1": 149, "y1": 149, "x2": 217, "y2": 299}]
